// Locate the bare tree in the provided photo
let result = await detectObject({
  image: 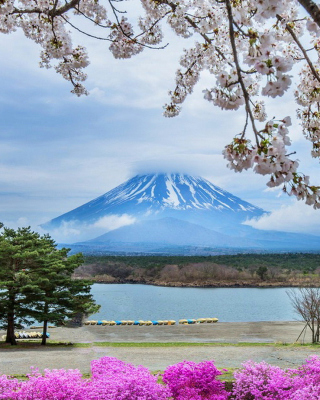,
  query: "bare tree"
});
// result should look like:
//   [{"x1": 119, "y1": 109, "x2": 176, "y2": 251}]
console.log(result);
[{"x1": 287, "y1": 287, "x2": 320, "y2": 343}]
